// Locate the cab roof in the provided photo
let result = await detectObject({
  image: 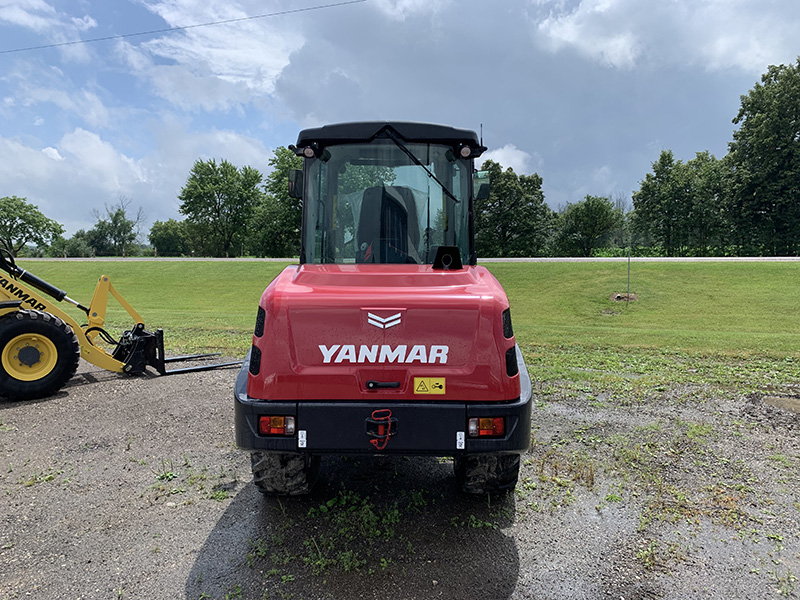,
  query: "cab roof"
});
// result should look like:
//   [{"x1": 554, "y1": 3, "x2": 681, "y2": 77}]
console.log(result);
[{"x1": 296, "y1": 121, "x2": 483, "y2": 150}]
